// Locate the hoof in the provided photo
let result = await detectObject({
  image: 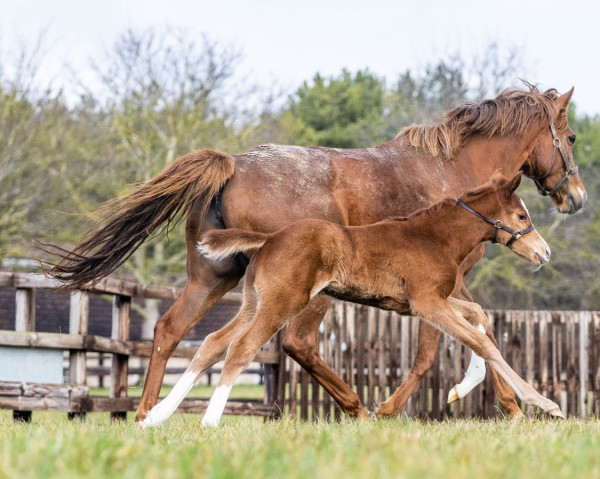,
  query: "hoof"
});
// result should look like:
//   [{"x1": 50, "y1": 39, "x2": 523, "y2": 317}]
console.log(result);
[
  {"x1": 447, "y1": 386, "x2": 459, "y2": 404},
  {"x1": 548, "y1": 407, "x2": 565, "y2": 419},
  {"x1": 367, "y1": 410, "x2": 378, "y2": 420},
  {"x1": 508, "y1": 410, "x2": 525, "y2": 421}
]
